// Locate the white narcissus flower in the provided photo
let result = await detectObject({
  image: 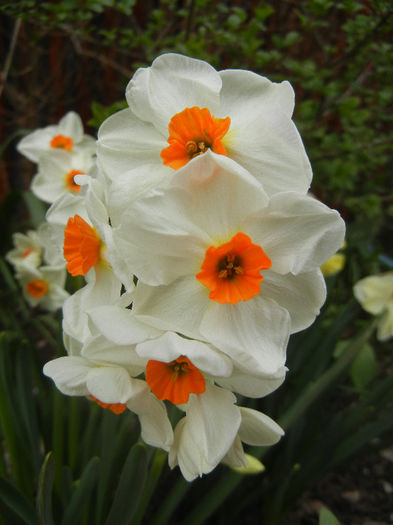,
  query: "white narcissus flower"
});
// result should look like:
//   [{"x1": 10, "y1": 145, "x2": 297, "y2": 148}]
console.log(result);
[
  {"x1": 43, "y1": 333, "x2": 174, "y2": 451},
  {"x1": 17, "y1": 111, "x2": 96, "y2": 163},
  {"x1": 97, "y1": 53, "x2": 312, "y2": 198},
  {"x1": 111, "y1": 152, "x2": 345, "y2": 375},
  {"x1": 31, "y1": 149, "x2": 95, "y2": 204},
  {"x1": 6, "y1": 230, "x2": 43, "y2": 270},
  {"x1": 354, "y1": 272, "x2": 393, "y2": 341},
  {"x1": 18, "y1": 265, "x2": 69, "y2": 311}
]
